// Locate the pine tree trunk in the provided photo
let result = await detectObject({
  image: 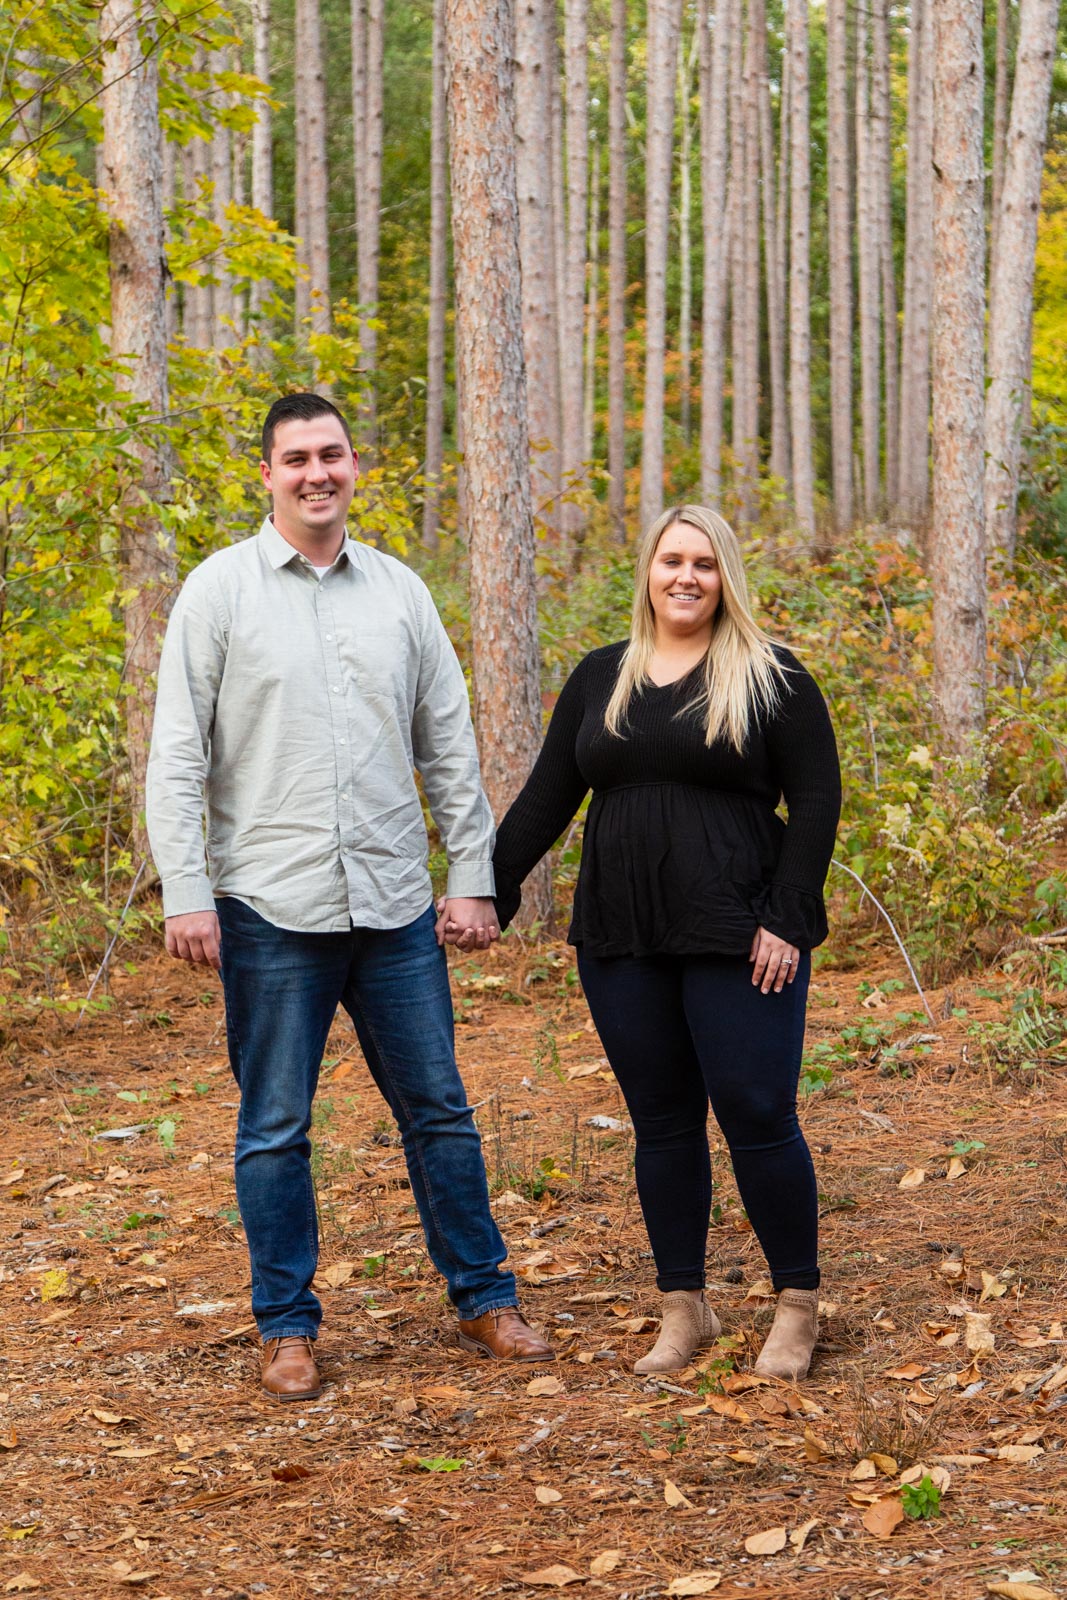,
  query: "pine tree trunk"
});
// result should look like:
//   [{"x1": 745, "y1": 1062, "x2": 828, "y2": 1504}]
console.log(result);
[
  {"x1": 985, "y1": 0, "x2": 1058, "y2": 563},
  {"x1": 897, "y1": 0, "x2": 933, "y2": 526},
  {"x1": 607, "y1": 0, "x2": 628, "y2": 539},
  {"x1": 699, "y1": 0, "x2": 731, "y2": 508},
  {"x1": 162, "y1": 134, "x2": 178, "y2": 345},
  {"x1": 931, "y1": 0, "x2": 986, "y2": 754},
  {"x1": 583, "y1": 140, "x2": 601, "y2": 465},
  {"x1": 250, "y1": 0, "x2": 273, "y2": 322},
  {"x1": 787, "y1": 0, "x2": 814, "y2": 539},
  {"x1": 515, "y1": 0, "x2": 562, "y2": 534},
  {"x1": 826, "y1": 0, "x2": 853, "y2": 534},
  {"x1": 759, "y1": 27, "x2": 788, "y2": 485},
  {"x1": 294, "y1": 12, "x2": 311, "y2": 330},
  {"x1": 678, "y1": 29, "x2": 697, "y2": 447},
  {"x1": 562, "y1": 0, "x2": 589, "y2": 541},
  {"x1": 211, "y1": 48, "x2": 236, "y2": 348},
  {"x1": 422, "y1": 0, "x2": 448, "y2": 550},
  {"x1": 872, "y1": 0, "x2": 899, "y2": 513},
  {"x1": 855, "y1": 3, "x2": 880, "y2": 519},
  {"x1": 182, "y1": 109, "x2": 213, "y2": 348},
  {"x1": 639, "y1": 0, "x2": 683, "y2": 536},
  {"x1": 352, "y1": 0, "x2": 383, "y2": 438},
  {"x1": 728, "y1": 0, "x2": 745, "y2": 514},
  {"x1": 101, "y1": 0, "x2": 177, "y2": 868},
  {"x1": 991, "y1": 0, "x2": 1011, "y2": 273},
  {"x1": 445, "y1": 0, "x2": 552, "y2": 925},
  {"x1": 734, "y1": 0, "x2": 762, "y2": 525}
]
